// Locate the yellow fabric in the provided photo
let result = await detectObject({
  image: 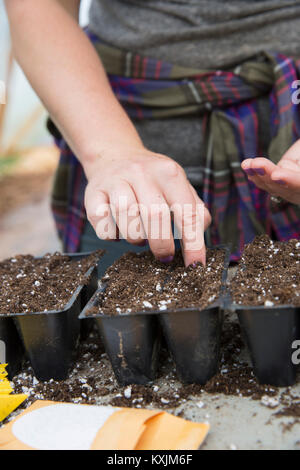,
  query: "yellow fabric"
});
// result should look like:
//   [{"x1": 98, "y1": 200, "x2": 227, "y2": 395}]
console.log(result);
[{"x1": 0, "y1": 364, "x2": 27, "y2": 422}]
